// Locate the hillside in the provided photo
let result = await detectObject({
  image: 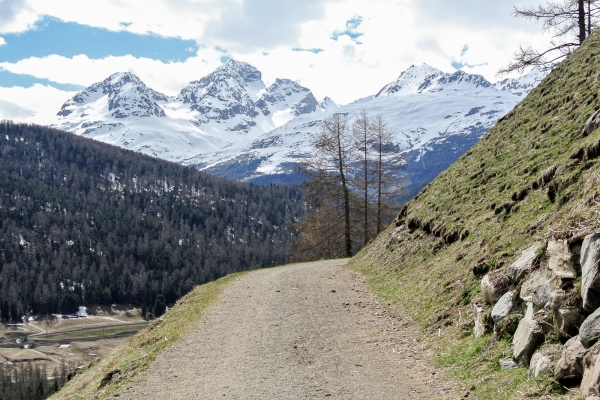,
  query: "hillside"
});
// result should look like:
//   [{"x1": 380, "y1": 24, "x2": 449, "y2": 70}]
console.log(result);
[
  {"x1": 0, "y1": 122, "x2": 304, "y2": 319},
  {"x1": 352, "y1": 29, "x2": 600, "y2": 398}
]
